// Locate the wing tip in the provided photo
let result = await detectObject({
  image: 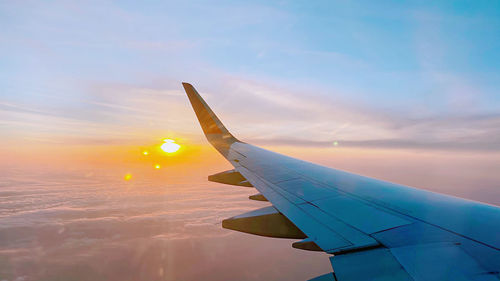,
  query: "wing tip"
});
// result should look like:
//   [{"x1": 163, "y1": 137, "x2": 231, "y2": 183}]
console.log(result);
[
  {"x1": 181, "y1": 81, "x2": 239, "y2": 155},
  {"x1": 182, "y1": 82, "x2": 194, "y2": 92}
]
